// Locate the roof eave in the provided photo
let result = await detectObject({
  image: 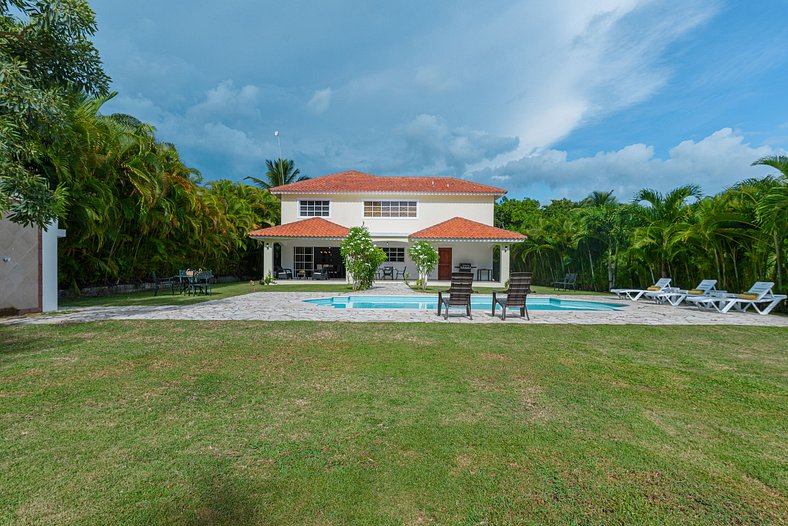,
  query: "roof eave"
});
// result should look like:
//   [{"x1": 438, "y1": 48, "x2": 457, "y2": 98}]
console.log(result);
[
  {"x1": 271, "y1": 191, "x2": 506, "y2": 197},
  {"x1": 249, "y1": 235, "x2": 348, "y2": 240},
  {"x1": 408, "y1": 237, "x2": 525, "y2": 243}
]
